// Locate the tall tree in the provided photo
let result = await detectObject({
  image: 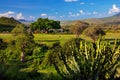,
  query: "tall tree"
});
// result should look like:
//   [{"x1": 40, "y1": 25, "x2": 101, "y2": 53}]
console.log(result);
[{"x1": 11, "y1": 24, "x2": 35, "y2": 62}]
